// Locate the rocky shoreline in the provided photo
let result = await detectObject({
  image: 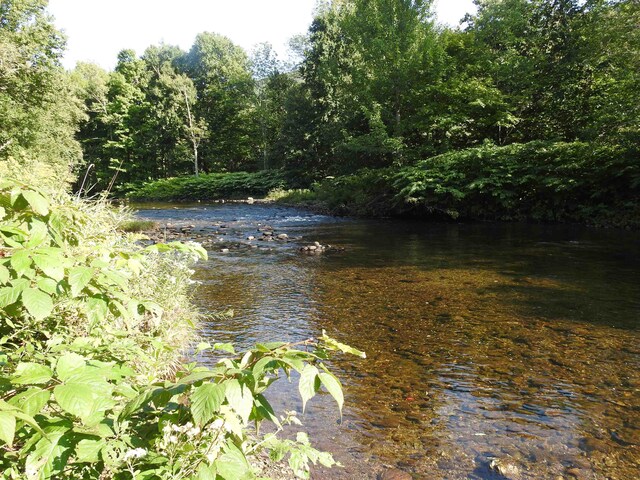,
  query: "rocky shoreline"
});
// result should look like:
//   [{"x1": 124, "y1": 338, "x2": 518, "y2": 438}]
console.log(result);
[{"x1": 140, "y1": 218, "x2": 342, "y2": 256}]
